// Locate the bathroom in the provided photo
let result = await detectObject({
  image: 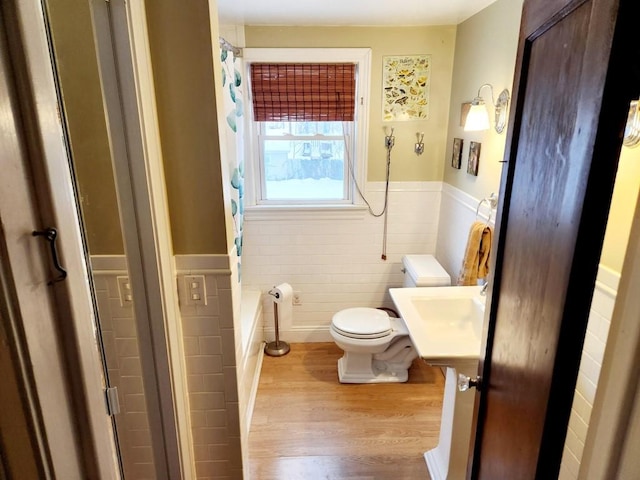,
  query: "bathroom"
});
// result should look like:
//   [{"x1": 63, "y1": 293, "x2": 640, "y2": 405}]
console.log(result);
[{"x1": 2, "y1": 0, "x2": 639, "y2": 479}]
